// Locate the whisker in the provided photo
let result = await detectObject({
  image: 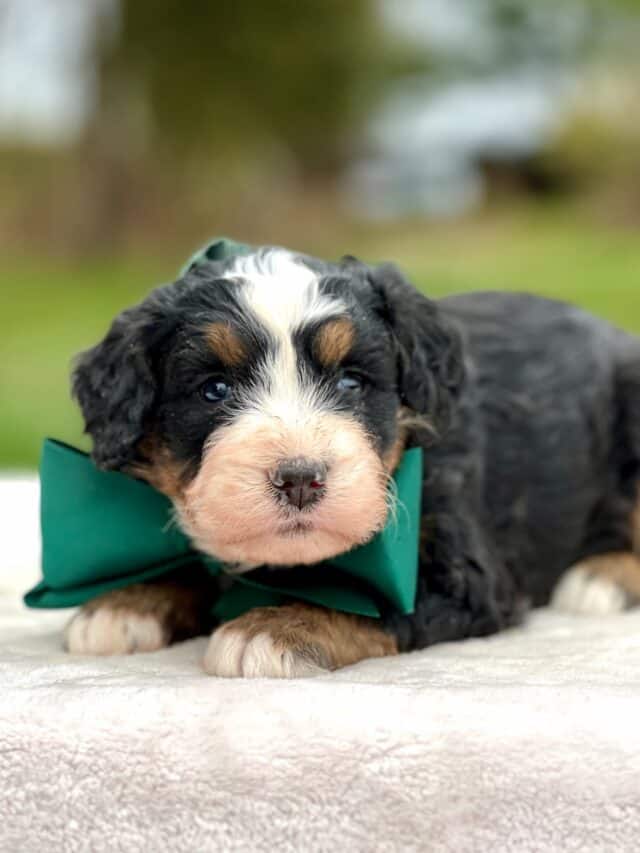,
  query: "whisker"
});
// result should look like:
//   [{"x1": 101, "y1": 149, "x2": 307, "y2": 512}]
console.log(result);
[
  {"x1": 163, "y1": 509, "x2": 183, "y2": 533},
  {"x1": 385, "y1": 477, "x2": 399, "y2": 528}
]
